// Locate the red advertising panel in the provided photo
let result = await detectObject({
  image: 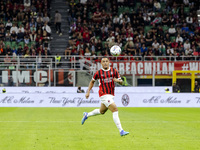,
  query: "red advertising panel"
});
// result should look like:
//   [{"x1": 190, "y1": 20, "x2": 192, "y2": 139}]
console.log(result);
[{"x1": 94, "y1": 61, "x2": 200, "y2": 75}]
